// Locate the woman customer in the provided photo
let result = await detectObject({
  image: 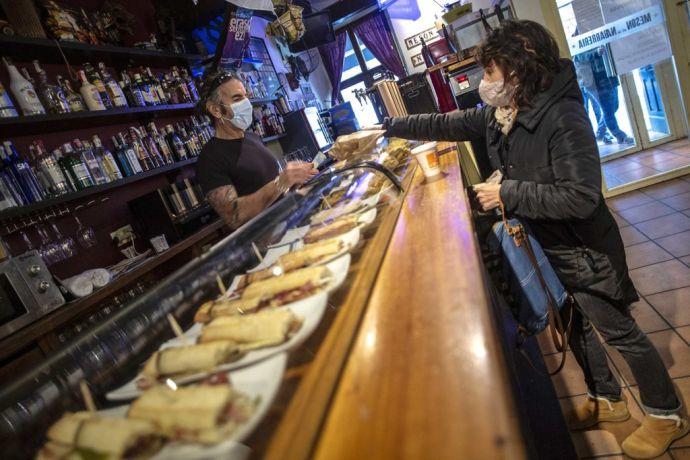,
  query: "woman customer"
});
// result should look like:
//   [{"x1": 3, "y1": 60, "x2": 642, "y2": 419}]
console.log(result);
[{"x1": 381, "y1": 20, "x2": 686, "y2": 459}]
